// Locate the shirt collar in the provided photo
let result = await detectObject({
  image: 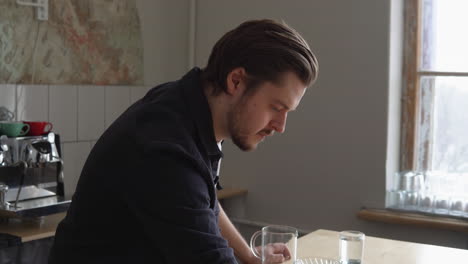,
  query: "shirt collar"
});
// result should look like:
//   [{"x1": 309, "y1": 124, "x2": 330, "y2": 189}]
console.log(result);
[{"x1": 181, "y1": 67, "x2": 223, "y2": 158}]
